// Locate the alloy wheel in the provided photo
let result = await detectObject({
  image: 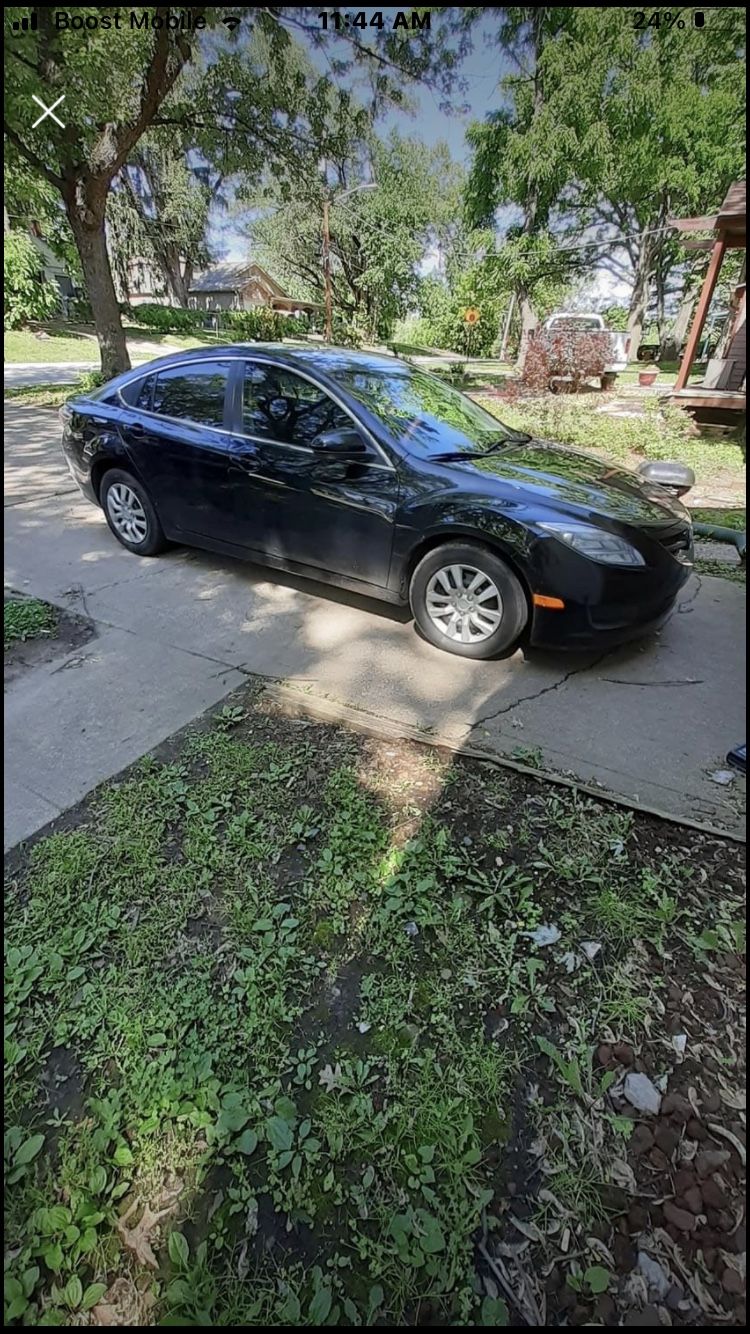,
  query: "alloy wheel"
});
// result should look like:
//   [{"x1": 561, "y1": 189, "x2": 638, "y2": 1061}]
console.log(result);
[
  {"x1": 424, "y1": 563, "x2": 503, "y2": 644},
  {"x1": 106, "y1": 483, "x2": 149, "y2": 544}
]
